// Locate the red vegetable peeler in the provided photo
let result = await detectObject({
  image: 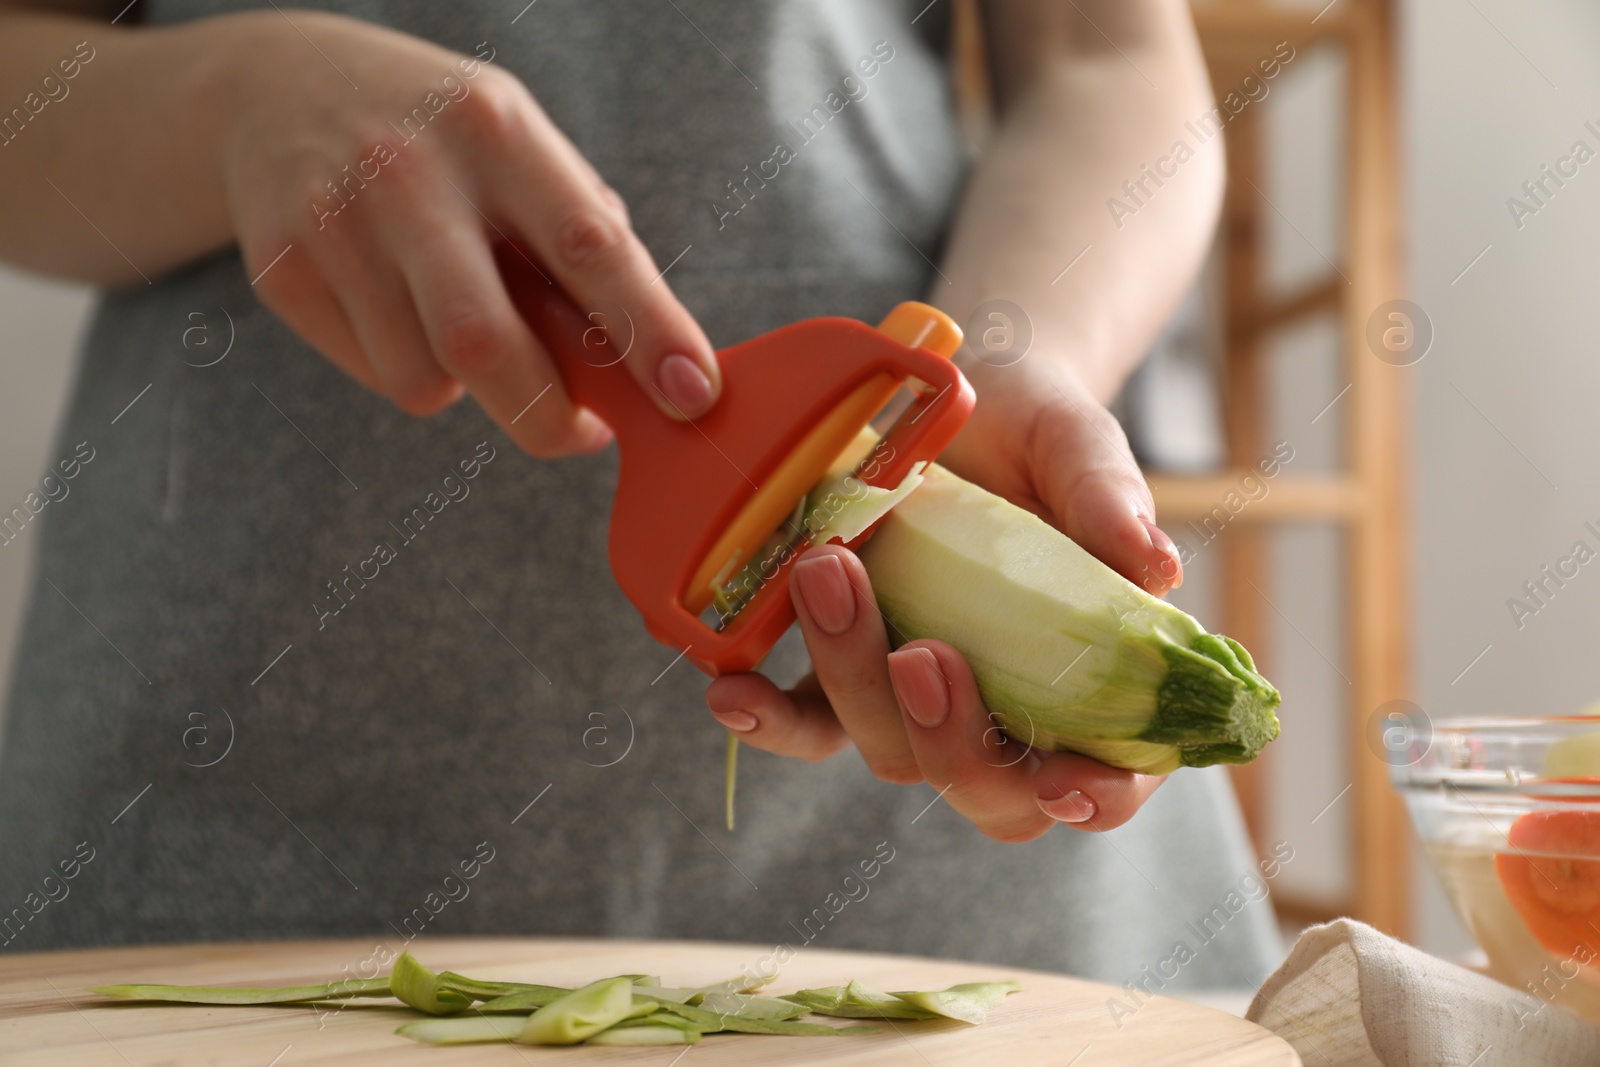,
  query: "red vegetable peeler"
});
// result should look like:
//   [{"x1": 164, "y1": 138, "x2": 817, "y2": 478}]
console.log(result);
[{"x1": 498, "y1": 247, "x2": 974, "y2": 677}]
